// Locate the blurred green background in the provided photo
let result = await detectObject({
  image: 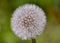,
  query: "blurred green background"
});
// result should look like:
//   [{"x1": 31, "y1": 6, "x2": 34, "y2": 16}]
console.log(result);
[{"x1": 0, "y1": 0, "x2": 60, "y2": 43}]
